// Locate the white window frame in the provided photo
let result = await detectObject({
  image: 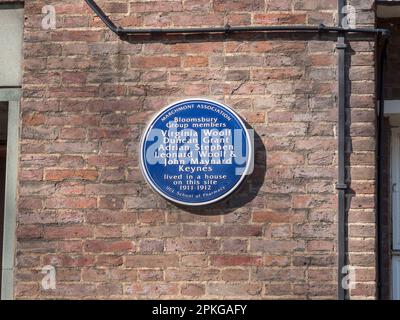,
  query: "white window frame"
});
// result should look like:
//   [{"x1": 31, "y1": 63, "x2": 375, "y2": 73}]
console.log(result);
[
  {"x1": 0, "y1": 89, "x2": 20, "y2": 300},
  {"x1": 393, "y1": 256, "x2": 400, "y2": 300},
  {"x1": 391, "y1": 128, "x2": 400, "y2": 251}
]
